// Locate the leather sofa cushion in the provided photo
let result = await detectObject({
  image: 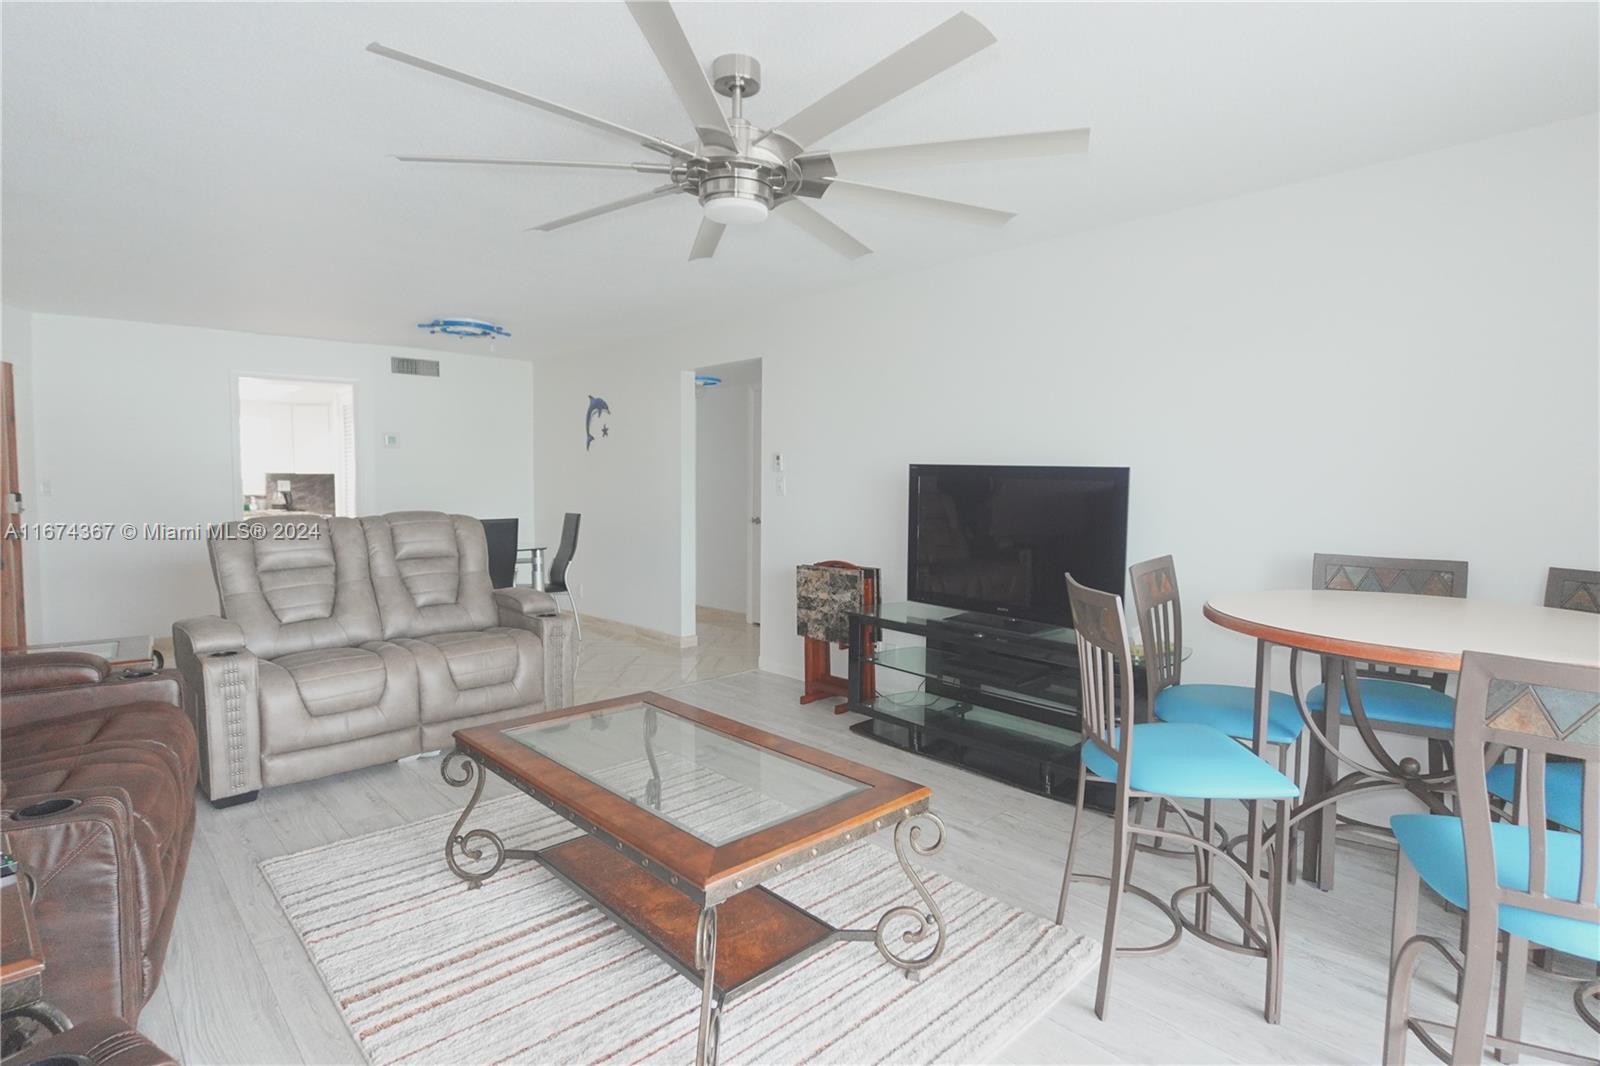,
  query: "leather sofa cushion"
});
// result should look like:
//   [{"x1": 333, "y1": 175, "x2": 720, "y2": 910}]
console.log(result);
[
  {"x1": 254, "y1": 535, "x2": 337, "y2": 624},
  {"x1": 425, "y1": 630, "x2": 520, "y2": 690},
  {"x1": 1, "y1": 650, "x2": 110, "y2": 691},
  {"x1": 391, "y1": 513, "x2": 463, "y2": 608},
  {"x1": 258, "y1": 641, "x2": 420, "y2": 755},
  {"x1": 1, "y1": 703, "x2": 199, "y2": 794},
  {"x1": 210, "y1": 514, "x2": 383, "y2": 658},
  {"x1": 266, "y1": 647, "x2": 388, "y2": 717},
  {"x1": 364, "y1": 512, "x2": 498, "y2": 639},
  {"x1": 399, "y1": 627, "x2": 544, "y2": 723}
]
